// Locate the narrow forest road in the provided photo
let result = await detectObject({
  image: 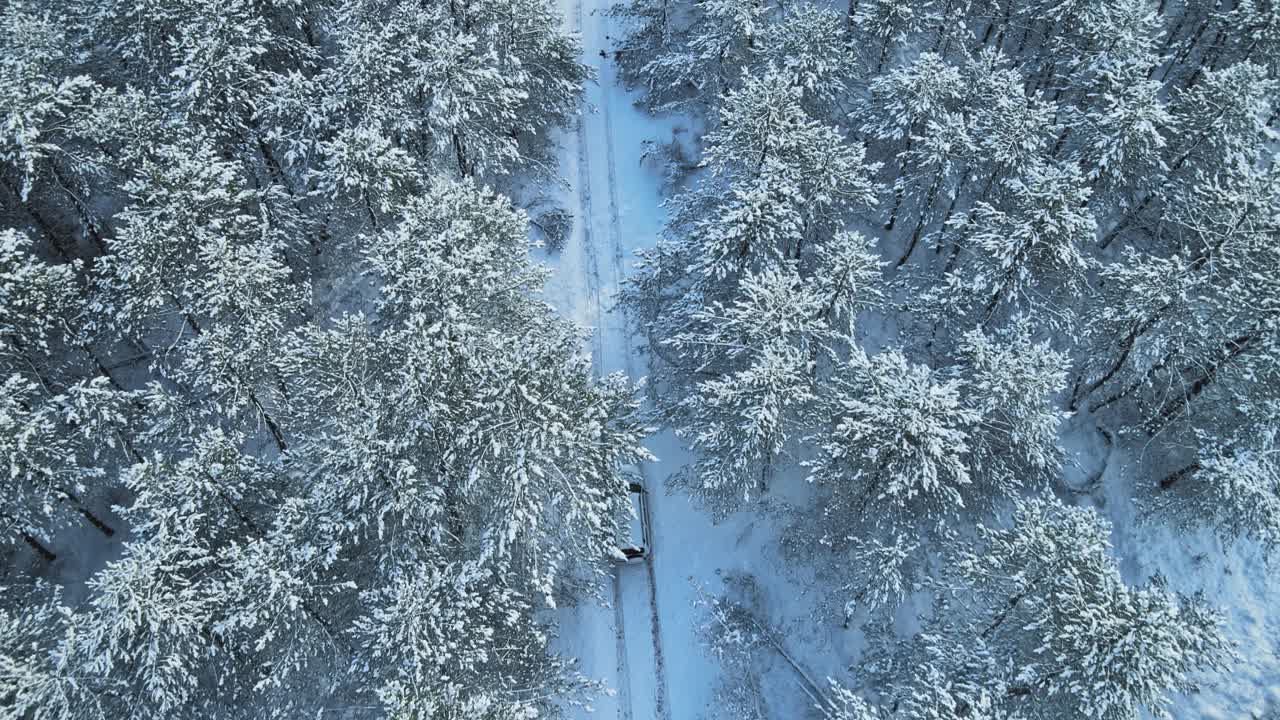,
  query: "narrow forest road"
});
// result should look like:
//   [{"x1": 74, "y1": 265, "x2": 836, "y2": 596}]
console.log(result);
[
  {"x1": 546, "y1": 1, "x2": 683, "y2": 718},
  {"x1": 558, "y1": 0, "x2": 675, "y2": 712}
]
